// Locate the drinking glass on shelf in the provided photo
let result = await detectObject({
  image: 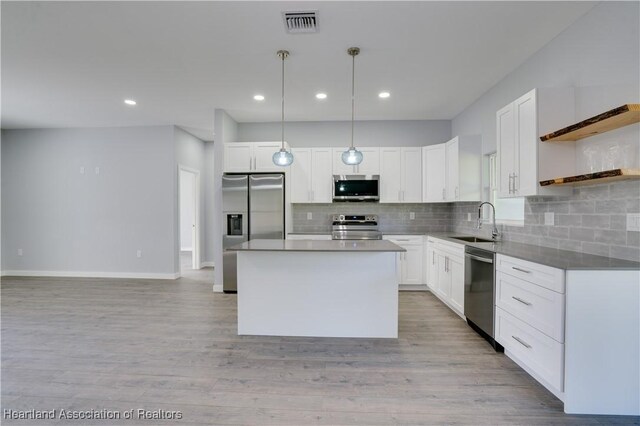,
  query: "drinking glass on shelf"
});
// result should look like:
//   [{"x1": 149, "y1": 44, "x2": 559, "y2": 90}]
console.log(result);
[
  {"x1": 583, "y1": 146, "x2": 597, "y2": 173},
  {"x1": 601, "y1": 144, "x2": 619, "y2": 171}
]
